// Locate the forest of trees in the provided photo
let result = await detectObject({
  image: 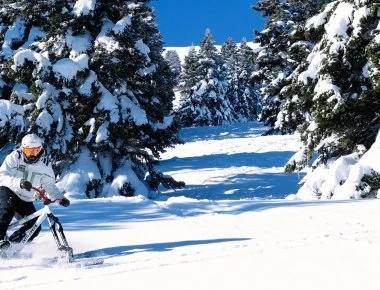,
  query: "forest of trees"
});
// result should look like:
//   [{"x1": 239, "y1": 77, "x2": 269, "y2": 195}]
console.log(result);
[
  {"x1": 167, "y1": 0, "x2": 380, "y2": 197},
  {"x1": 0, "y1": 0, "x2": 379, "y2": 198}
]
